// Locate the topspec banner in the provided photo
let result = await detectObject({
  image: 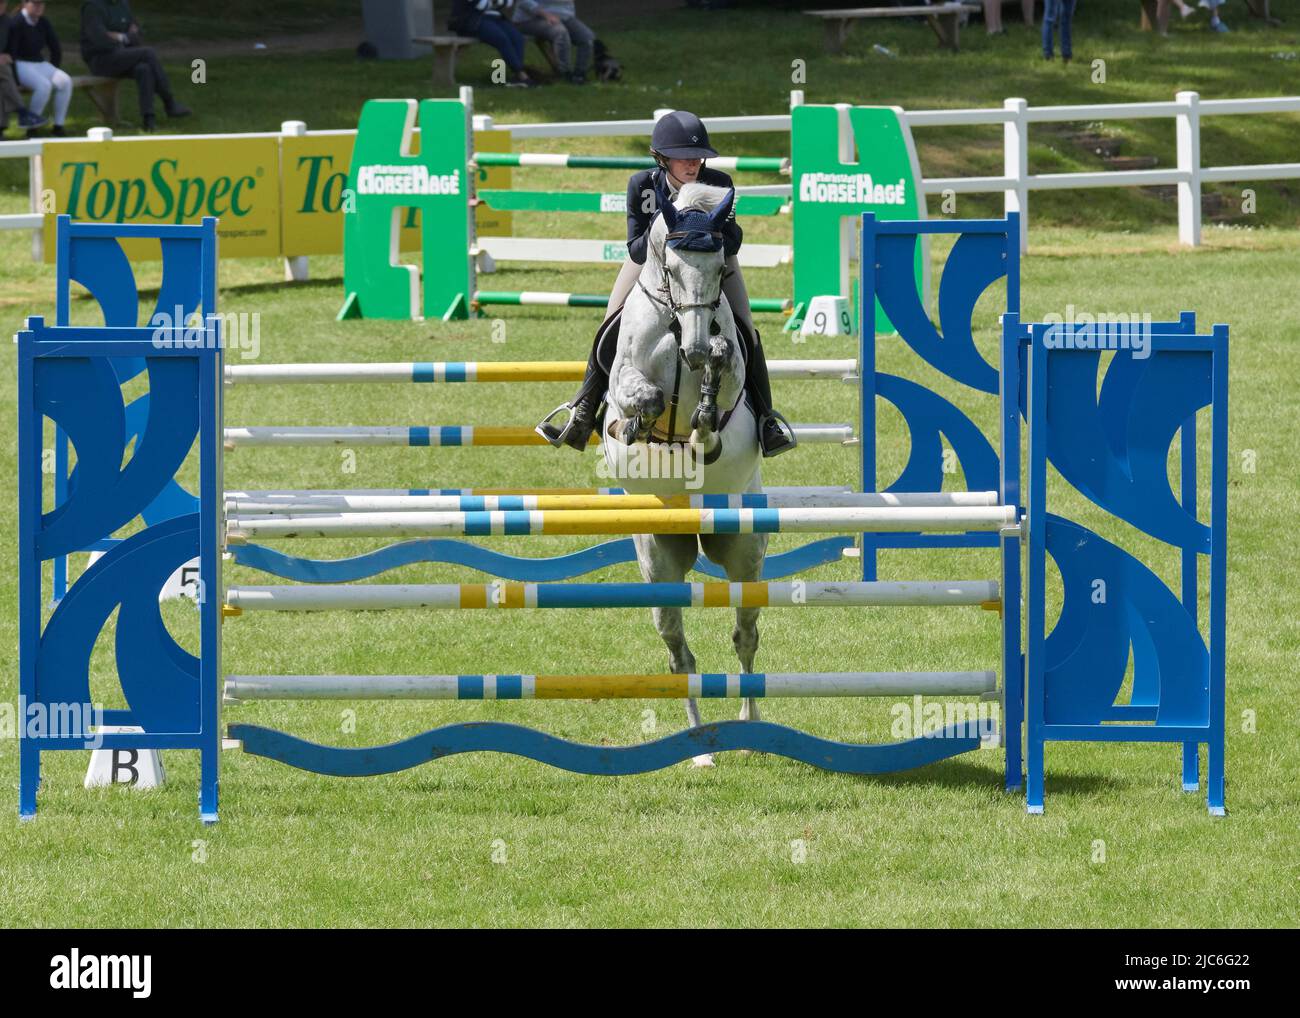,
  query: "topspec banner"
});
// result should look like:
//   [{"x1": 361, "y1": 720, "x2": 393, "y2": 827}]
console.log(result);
[
  {"x1": 791, "y1": 104, "x2": 925, "y2": 333},
  {"x1": 39, "y1": 127, "x2": 511, "y2": 262},
  {"x1": 40, "y1": 135, "x2": 282, "y2": 259}
]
